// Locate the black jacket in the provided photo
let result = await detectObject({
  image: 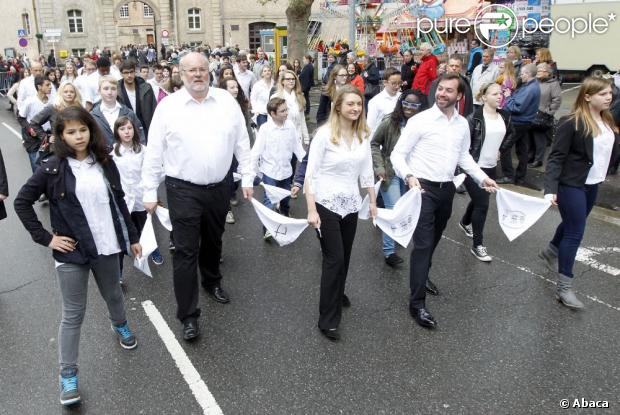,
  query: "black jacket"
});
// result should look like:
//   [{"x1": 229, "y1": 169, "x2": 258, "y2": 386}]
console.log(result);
[
  {"x1": 316, "y1": 93, "x2": 331, "y2": 126},
  {"x1": 0, "y1": 146, "x2": 8, "y2": 220},
  {"x1": 91, "y1": 102, "x2": 145, "y2": 149},
  {"x1": 13, "y1": 156, "x2": 139, "y2": 264},
  {"x1": 117, "y1": 77, "x2": 157, "y2": 138},
  {"x1": 299, "y1": 63, "x2": 315, "y2": 92},
  {"x1": 544, "y1": 116, "x2": 620, "y2": 194},
  {"x1": 467, "y1": 107, "x2": 516, "y2": 162},
  {"x1": 400, "y1": 61, "x2": 417, "y2": 90}
]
